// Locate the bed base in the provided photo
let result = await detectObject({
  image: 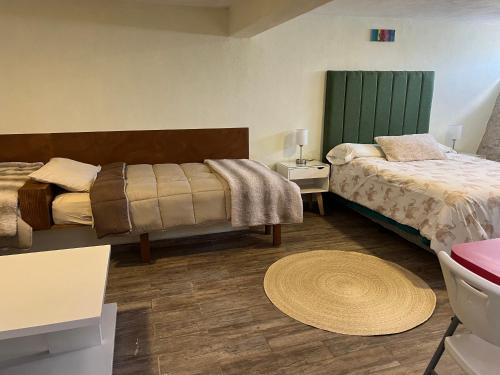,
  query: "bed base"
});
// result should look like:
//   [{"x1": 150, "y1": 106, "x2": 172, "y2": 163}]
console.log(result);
[
  {"x1": 138, "y1": 224, "x2": 282, "y2": 263},
  {"x1": 330, "y1": 194, "x2": 433, "y2": 253}
]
